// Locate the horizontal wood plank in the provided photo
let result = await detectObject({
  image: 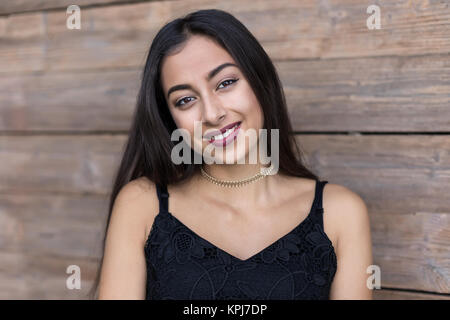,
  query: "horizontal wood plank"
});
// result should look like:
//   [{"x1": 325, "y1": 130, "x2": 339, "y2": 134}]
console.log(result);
[
  {"x1": 0, "y1": 69, "x2": 140, "y2": 131},
  {"x1": 0, "y1": 193, "x2": 108, "y2": 259},
  {"x1": 298, "y1": 135, "x2": 450, "y2": 215},
  {"x1": 0, "y1": 135, "x2": 126, "y2": 194},
  {"x1": 0, "y1": 0, "x2": 155, "y2": 16},
  {"x1": 1, "y1": 54, "x2": 448, "y2": 131},
  {"x1": 0, "y1": 0, "x2": 449, "y2": 74},
  {"x1": 373, "y1": 289, "x2": 450, "y2": 300},
  {"x1": 370, "y1": 212, "x2": 449, "y2": 294},
  {"x1": 0, "y1": 250, "x2": 98, "y2": 299},
  {"x1": 279, "y1": 54, "x2": 450, "y2": 132}
]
